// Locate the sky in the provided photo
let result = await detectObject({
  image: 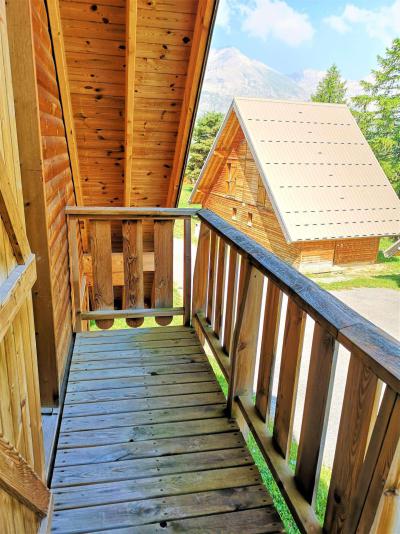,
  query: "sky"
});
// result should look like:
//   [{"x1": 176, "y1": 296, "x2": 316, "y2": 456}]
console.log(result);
[{"x1": 211, "y1": 0, "x2": 400, "y2": 82}]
